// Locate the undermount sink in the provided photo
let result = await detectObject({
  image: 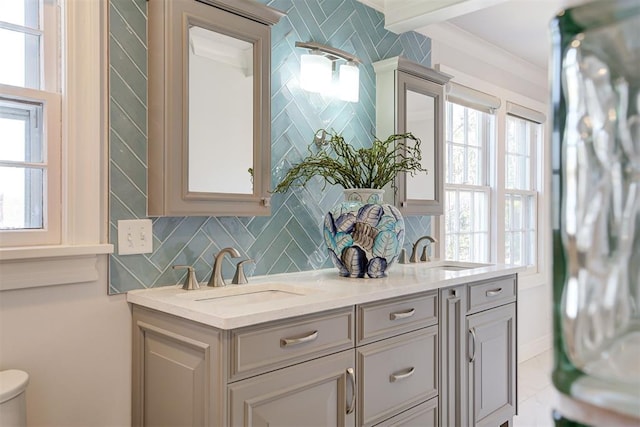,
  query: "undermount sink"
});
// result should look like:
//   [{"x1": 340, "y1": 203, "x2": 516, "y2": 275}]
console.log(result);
[
  {"x1": 395, "y1": 260, "x2": 492, "y2": 271},
  {"x1": 179, "y1": 283, "x2": 318, "y2": 306},
  {"x1": 431, "y1": 265, "x2": 473, "y2": 271}
]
